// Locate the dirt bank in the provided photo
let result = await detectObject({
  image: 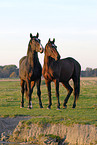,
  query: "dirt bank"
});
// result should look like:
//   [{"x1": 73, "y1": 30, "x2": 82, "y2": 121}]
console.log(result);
[
  {"x1": 12, "y1": 122, "x2": 97, "y2": 145},
  {"x1": 0, "y1": 116, "x2": 31, "y2": 142},
  {"x1": 0, "y1": 117, "x2": 97, "y2": 145}
]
